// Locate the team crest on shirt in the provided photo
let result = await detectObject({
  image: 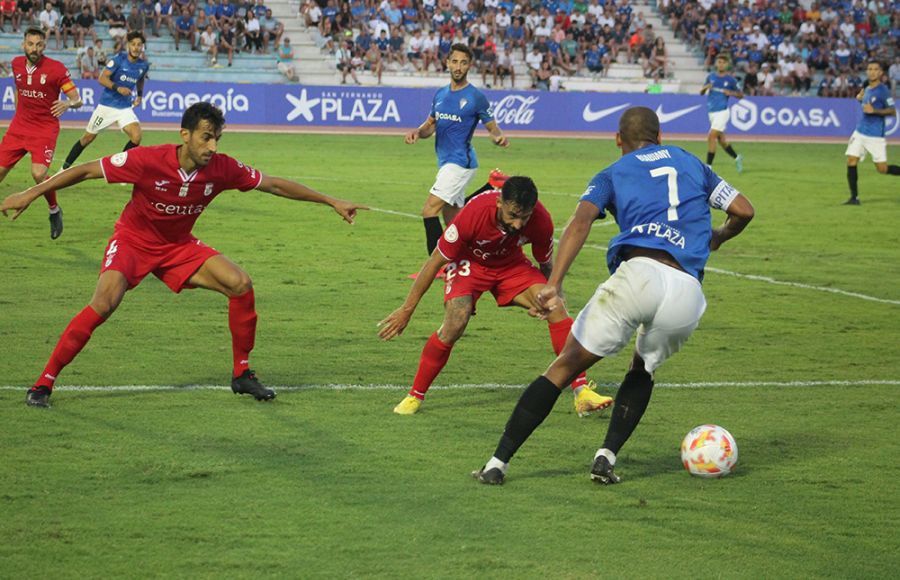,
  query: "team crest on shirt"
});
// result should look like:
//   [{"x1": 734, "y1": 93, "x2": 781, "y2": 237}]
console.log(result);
[
  {"x1": 444, "y1": 224, "x2": 459, "y2": 243},
  {"x1": 110, "y1": 152, "x2": 128, "y2": 167},
  {"x1": 459, "y1": 98, "x2": 468, "y2": 109},
  {"x1": 203, "y1": 183, "x2": 214, "y2": 196}
]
